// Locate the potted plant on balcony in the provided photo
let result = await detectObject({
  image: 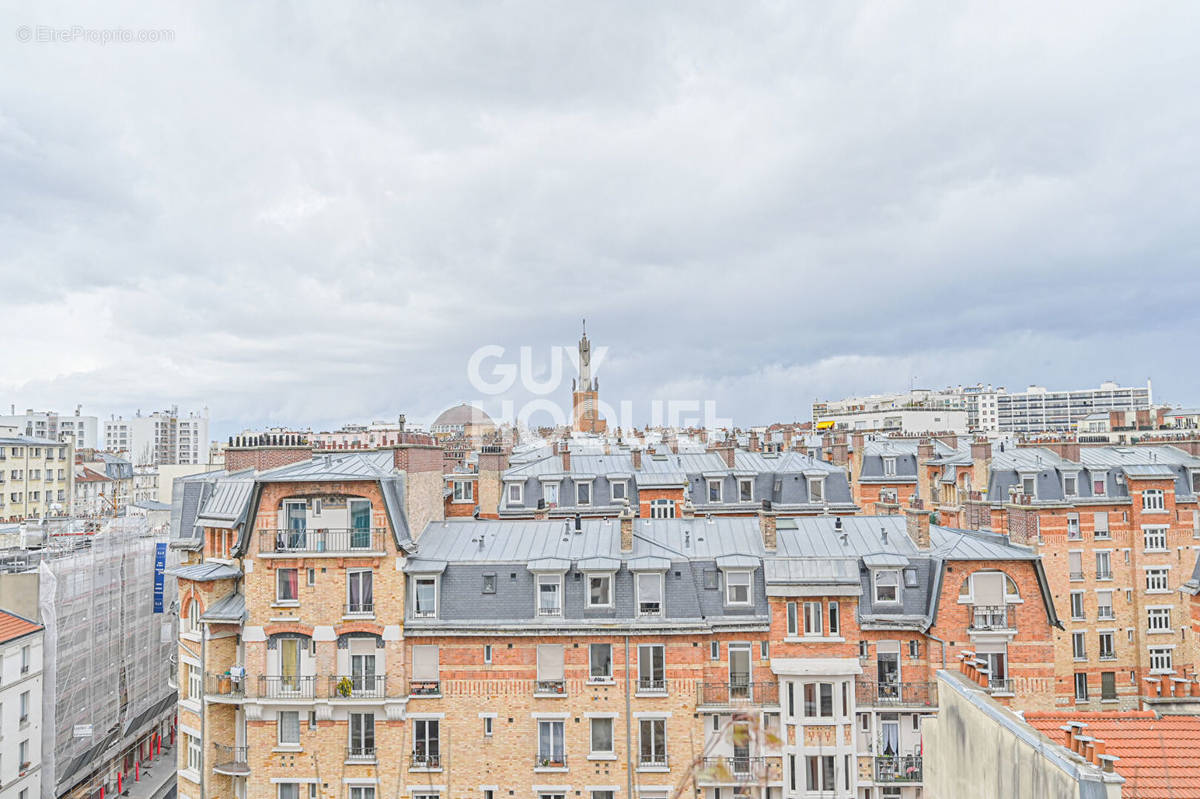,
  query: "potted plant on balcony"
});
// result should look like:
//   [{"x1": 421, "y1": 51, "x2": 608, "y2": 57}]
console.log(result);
[{"x1": 337, "y1": 676, "x2": 354, "y2": 697}]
